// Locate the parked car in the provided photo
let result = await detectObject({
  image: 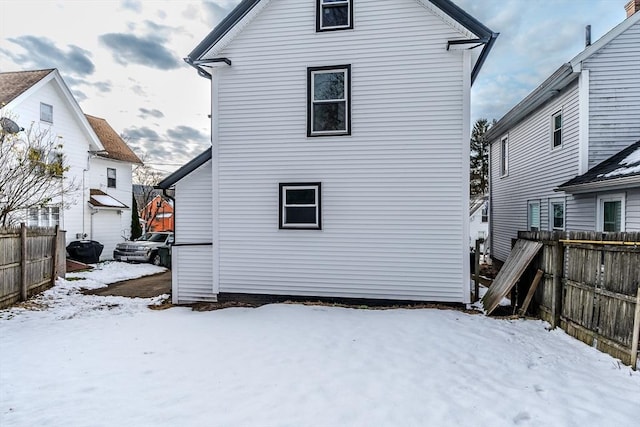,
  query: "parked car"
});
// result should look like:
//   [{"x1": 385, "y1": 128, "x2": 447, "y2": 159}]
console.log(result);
[{"x1": 113, "y1": 232, "x2": 174, "y2": 265}]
